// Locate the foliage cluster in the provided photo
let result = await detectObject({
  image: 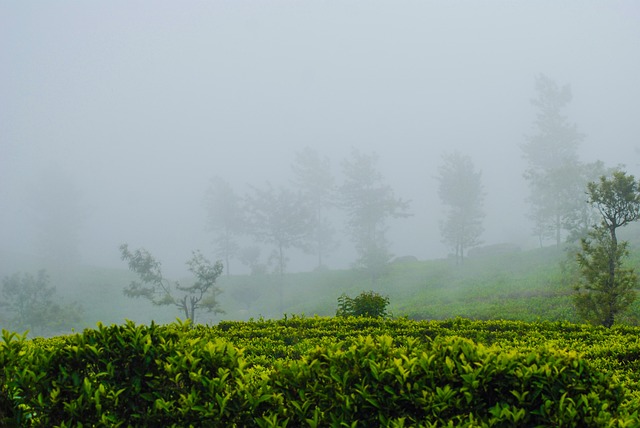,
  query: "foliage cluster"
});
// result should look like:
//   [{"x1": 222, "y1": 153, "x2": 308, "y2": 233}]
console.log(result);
[
  {"x1": 0, "y1": 270, "x2": 83, "y2": 337},
  {"x1": 437, "y1": 151, "x2": 485, "y2": 265},
  {"x1": 204, "y1": 147, "x2": 409, "y2": 284},
  {"x1": 573, "y1": 170, "x2": 640, "y2": 327},
  {"x1": 336, "y1": 290, "x2": 390, "y2": 318},
  {"x1": 3, "y1": 318, "x2": 640, "y2": 426},
  {"x1": 120, "y1": 245, "x2": 224, "y2": 323},
  {"x1": 521, "y1": 73, "x2": 597, "y2": 246}
]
